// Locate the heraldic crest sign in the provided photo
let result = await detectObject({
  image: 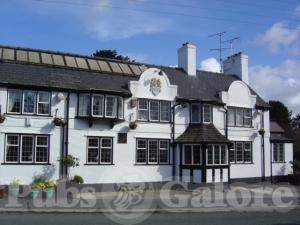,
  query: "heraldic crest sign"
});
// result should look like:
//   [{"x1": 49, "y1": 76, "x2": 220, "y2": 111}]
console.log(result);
[{"x1": 150, "y1": 78, "x2": 161, "y2": 96}]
